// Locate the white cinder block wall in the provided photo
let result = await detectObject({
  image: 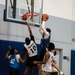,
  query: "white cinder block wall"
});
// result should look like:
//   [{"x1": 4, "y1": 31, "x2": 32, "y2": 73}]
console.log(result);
[
  {"x1": 0, "y1": 0, "x2": 75, "y2": 75},
  {"x1": 43, "y1": 0, "x2": 75, "y2": 75}
]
